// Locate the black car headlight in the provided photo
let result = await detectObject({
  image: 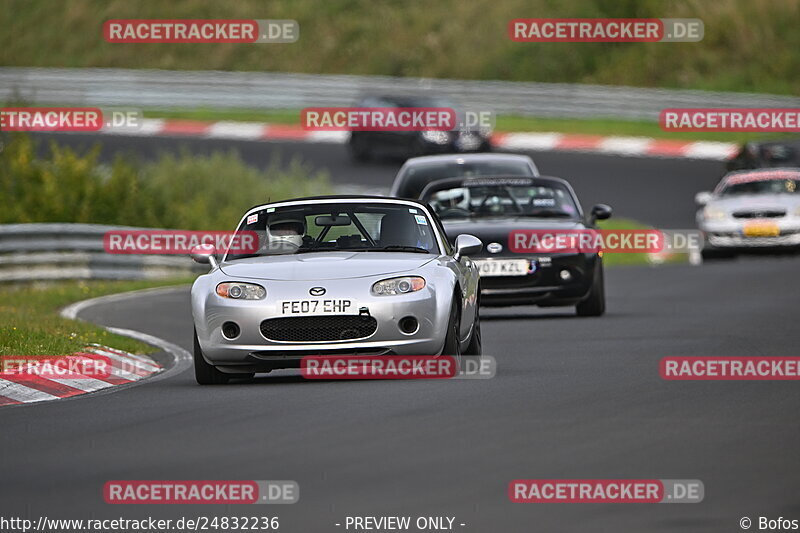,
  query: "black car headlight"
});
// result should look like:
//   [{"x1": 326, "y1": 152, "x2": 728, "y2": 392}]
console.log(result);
[
  {"x1": 216, "y1": 282, "x2": 266, "y2": 300},
  {"x1": 371, "y1": 276, "x2": 426, "y2": 296}
]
